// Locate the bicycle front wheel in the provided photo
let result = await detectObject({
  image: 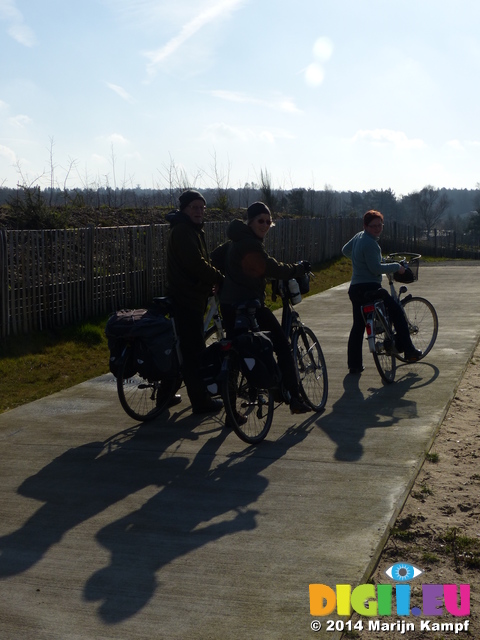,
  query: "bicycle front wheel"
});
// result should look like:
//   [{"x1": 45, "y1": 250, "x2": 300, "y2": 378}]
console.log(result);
[
  {"x1": 292, "y1": 326, "x2": 328, "y2": 411},
  {"x1": 117, "y1": 345, "x2": 179, "y2": 421},
  {"x1": 221, "y1": 352, "x2": 274, "y2": 444},
  {"x1": 400, "y1": 296, "x2": 438, "y2": 359},
  {"x1": 372, "y1": 321, "x2": 396, "y2": 383}
]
